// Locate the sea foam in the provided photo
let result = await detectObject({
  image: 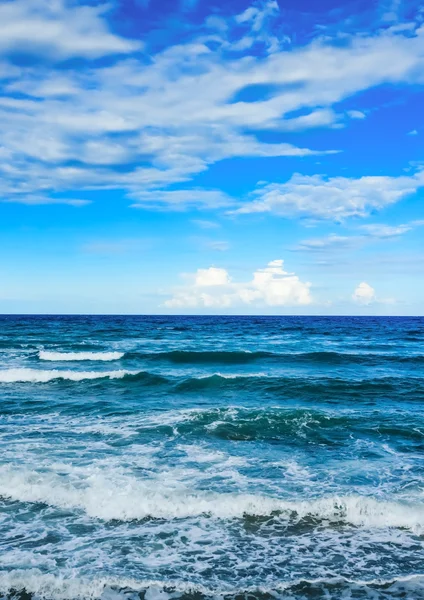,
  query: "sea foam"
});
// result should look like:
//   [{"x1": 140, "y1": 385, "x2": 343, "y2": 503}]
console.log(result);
[
  {"x1": 0, "y1": 466, "x2": 423, "y2": 531},
  {"x1": 0, "y1": 368, "x2": 131, "y2": 383},
  {"x1": 1, "y1": 570, "x2": 424, "y2": 600},
  {"x1": 39, "y1": 351, "x2": 124, "y2": 361}
]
